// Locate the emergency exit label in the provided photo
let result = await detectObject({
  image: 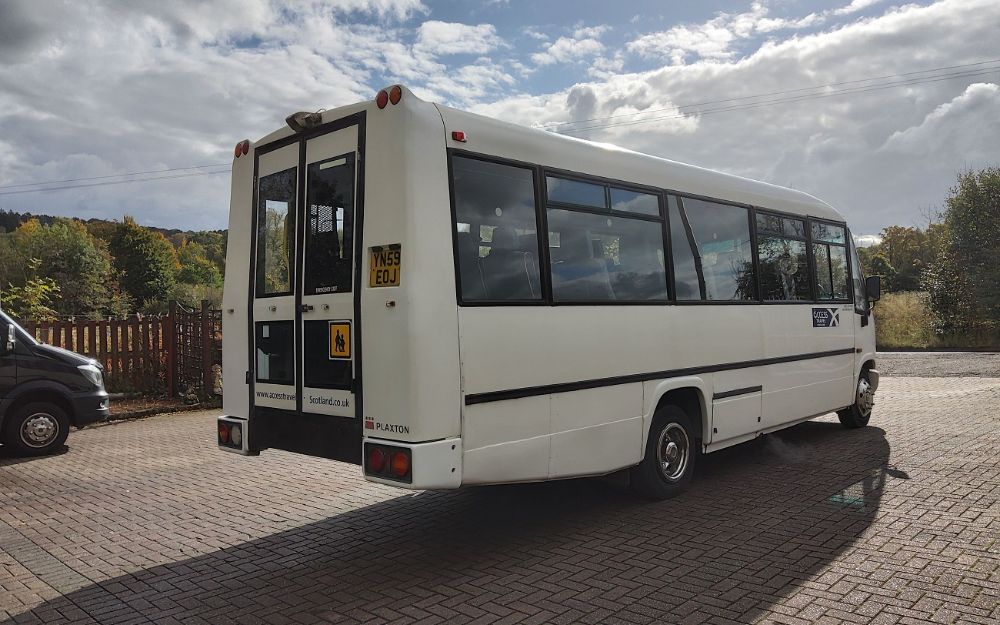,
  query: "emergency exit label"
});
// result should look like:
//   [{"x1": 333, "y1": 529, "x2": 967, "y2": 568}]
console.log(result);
[
  {"x1": 329, "y1": 321, "x2": 351, "y2": 359},
  {"x1": 369, "y1": 245, "x2": 401, "y2": 287}
]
